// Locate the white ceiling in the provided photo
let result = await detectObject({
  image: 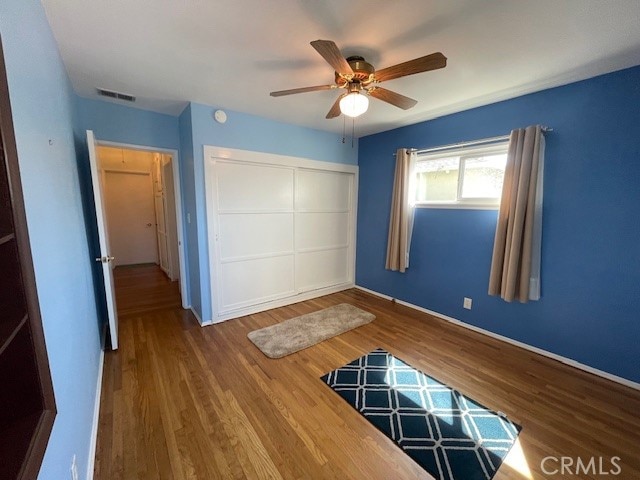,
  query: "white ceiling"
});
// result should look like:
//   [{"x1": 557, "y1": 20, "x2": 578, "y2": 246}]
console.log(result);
[{"x1": 42, "y1": 0, "x2": 640, "y2": 137}]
